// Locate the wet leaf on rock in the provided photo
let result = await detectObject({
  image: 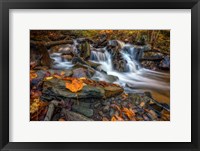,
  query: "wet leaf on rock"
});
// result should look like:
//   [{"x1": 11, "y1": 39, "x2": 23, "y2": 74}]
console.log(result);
[{"x1": 65, "y1": 78, "x2": 84, "y2": 93}]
